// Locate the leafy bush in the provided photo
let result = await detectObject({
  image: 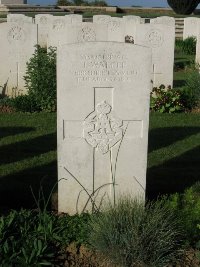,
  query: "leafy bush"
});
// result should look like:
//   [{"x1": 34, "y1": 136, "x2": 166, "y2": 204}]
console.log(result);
[
  {"x1": 166, "y1": 182, "x2": 200, "y2": 246},
  {"x1": 24, "y1": 45, "x2": 57, "y2": 112},
  {"x1": 180, "y1": 69, "x2": 200, "y2": 110},
  {"x1": 89, "y1": 197, "x2": 183, "y2": 267},
  {"x1": 167, "y1": 0, "x2": 200, "y2": 15},
  {"x1": 175, "y1": 37, "x2": 197, "y2": 55},
  {"x1": 150, "y1": 85, "x2": 184, "y2": 113},
  {"x1": 0, "y1": 209, "x2": 90, "y2": 266}
]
